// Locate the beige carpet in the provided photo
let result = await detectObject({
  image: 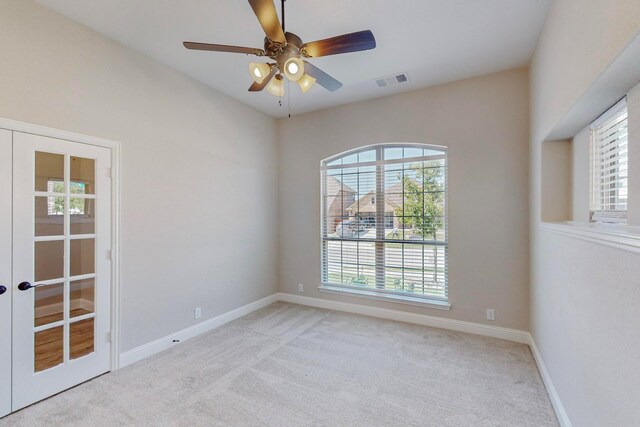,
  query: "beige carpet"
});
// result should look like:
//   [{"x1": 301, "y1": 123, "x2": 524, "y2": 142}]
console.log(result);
[{"x1": 2, "y1": 302, "x2": 558, "y2": 426}]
